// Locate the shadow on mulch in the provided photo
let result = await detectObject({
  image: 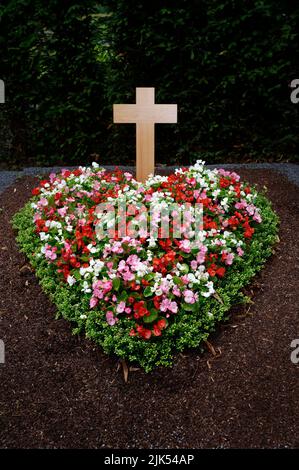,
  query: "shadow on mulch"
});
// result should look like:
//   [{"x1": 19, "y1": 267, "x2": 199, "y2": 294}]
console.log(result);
[{"x1": 0, "y1": 169, "x2": 298, "y2": 449}]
